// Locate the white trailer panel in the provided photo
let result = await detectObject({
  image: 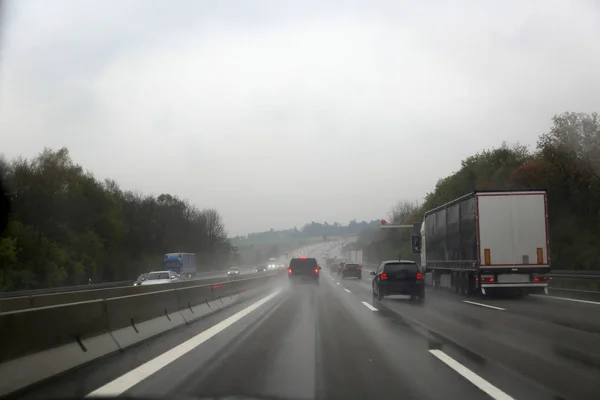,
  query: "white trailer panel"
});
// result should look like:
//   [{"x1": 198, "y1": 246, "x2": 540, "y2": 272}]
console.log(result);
[{"x1": 477, "y1": 191, "x2": 549, "y2": 267}]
